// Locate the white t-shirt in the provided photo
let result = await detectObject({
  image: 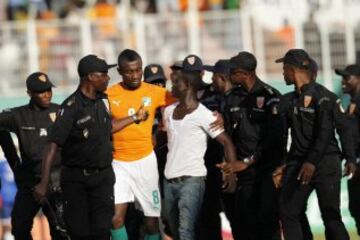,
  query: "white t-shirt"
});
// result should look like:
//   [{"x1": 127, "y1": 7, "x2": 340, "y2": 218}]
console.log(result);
[{"x1": 163, "y1": 103, "x2": 224, "y2": 179}]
